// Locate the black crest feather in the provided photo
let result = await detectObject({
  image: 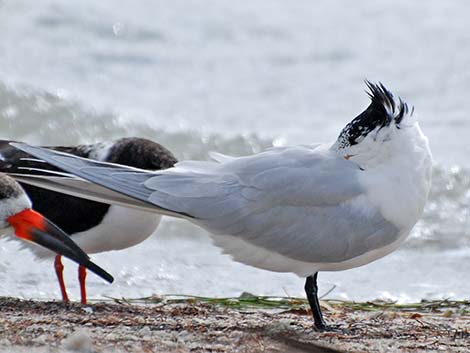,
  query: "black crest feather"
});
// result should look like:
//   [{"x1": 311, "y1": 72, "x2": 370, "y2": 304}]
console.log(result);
[{"x1": 336, "y1": 81, "x2": 410, "y2": 148}]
